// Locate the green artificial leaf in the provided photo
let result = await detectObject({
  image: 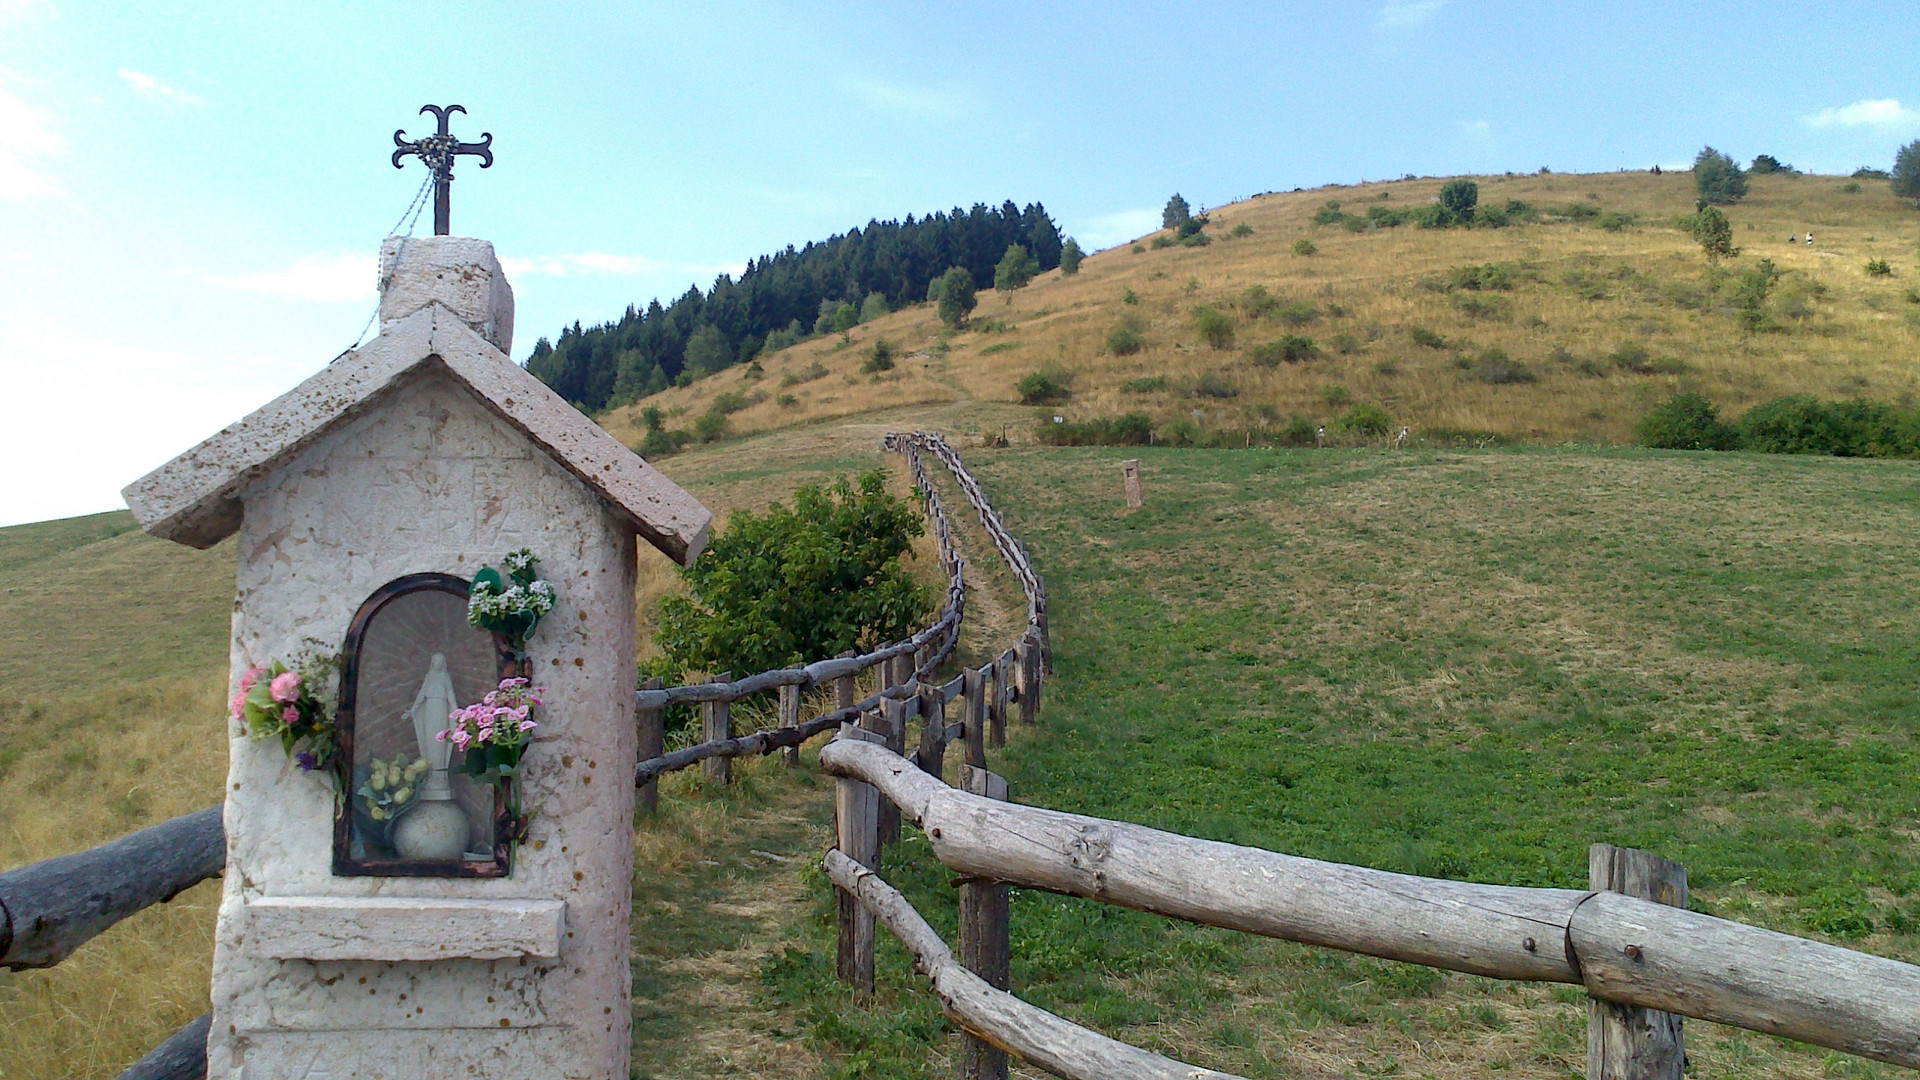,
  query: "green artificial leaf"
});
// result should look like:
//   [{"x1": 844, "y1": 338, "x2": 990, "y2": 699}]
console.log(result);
[{"x1": 472, "y1": 566, "x2": 505, "y2": 594}]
